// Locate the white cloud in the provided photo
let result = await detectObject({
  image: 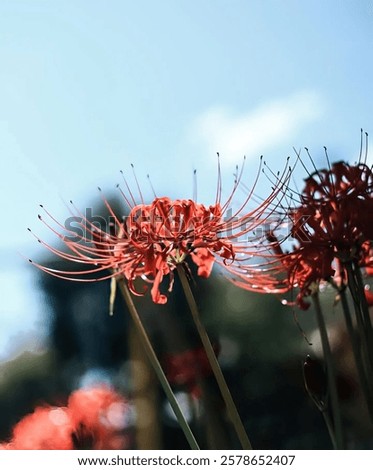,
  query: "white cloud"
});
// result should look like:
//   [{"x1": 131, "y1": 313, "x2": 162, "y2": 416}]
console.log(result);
[{"x1": 192, "y1": 91, "x2": 324, "y2": 163}]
